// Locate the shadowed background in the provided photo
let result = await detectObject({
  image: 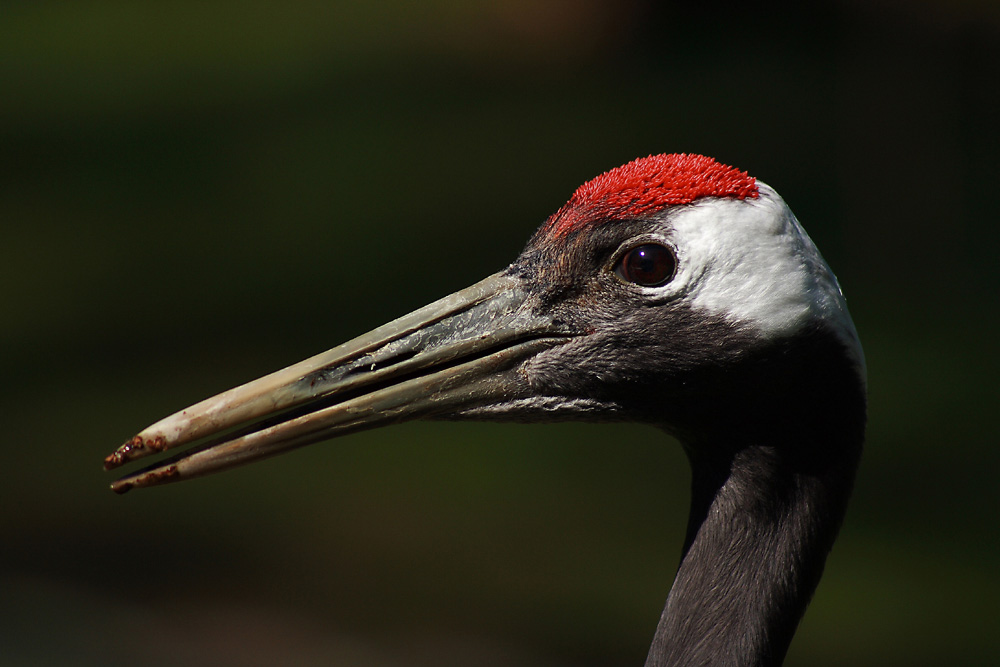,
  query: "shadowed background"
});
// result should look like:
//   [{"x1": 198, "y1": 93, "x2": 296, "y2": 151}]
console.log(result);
[{"x1": 2, "y1": 1, "x2": 997, "y2": 665}]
